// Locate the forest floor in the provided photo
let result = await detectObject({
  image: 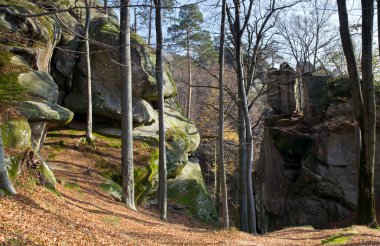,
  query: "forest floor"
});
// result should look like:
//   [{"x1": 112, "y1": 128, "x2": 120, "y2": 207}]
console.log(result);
[{"x1": 1, "y1": 129, "x2": 380, "y2": 245}]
